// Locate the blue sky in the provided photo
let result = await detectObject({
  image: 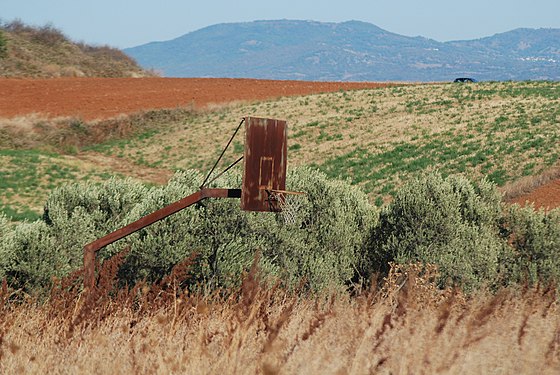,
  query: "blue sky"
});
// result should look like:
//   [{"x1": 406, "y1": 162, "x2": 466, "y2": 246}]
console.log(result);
[{"x1": 2, "y1": 0, "x2": 560, "y2": 48}]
